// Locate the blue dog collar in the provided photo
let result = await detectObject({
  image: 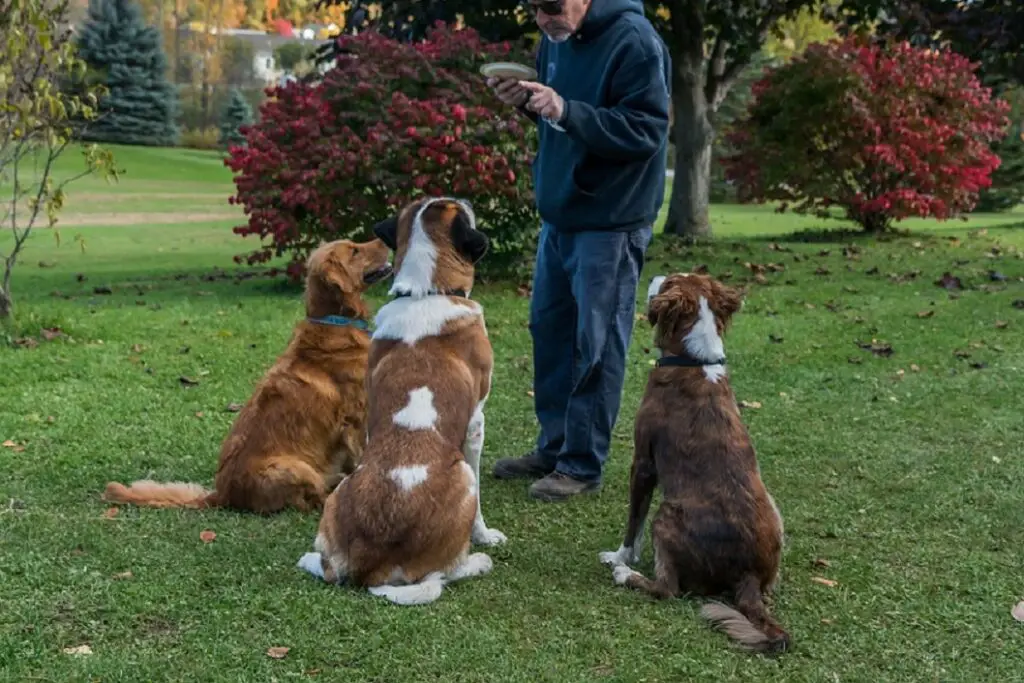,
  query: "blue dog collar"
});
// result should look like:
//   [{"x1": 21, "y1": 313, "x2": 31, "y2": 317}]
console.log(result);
[{"x1": 307, "y1": 315, "x2": 369, "y2": 331}]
